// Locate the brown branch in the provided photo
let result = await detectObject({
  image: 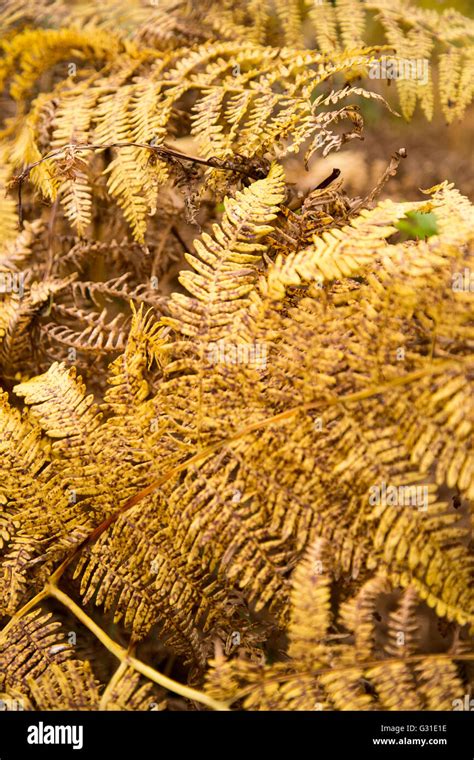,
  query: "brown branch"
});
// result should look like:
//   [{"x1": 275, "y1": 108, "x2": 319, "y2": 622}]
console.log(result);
[
  {"x1": 355, "y1": 148, "x2": 407, "y2": 211},
  {"x1": 315, "y1": 167, "x2": 341, "y2": 190},
  {"x1": 12, "y1": 140, "x2": 268, "y2": 227}
]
